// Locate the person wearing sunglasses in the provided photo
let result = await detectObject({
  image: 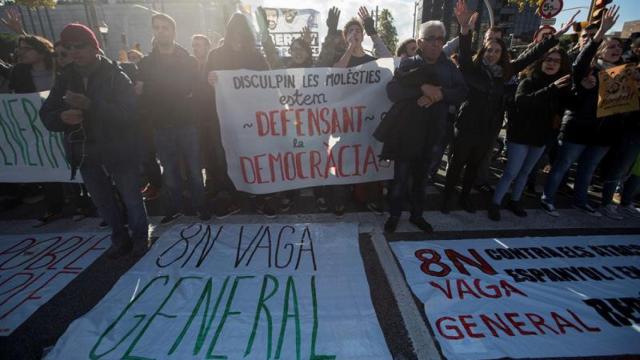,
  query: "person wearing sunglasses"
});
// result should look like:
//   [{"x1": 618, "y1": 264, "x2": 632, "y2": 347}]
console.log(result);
[{"x1": 40, "y1": 23, "x2": 148, "y2": 259}]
